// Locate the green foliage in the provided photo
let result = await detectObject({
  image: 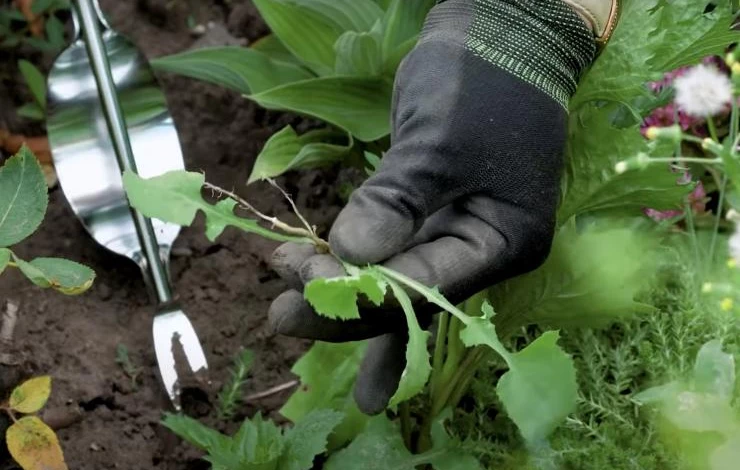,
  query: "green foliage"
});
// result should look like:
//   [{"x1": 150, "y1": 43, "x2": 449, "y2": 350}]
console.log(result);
[
  {"x1": 280, "y1": 341, "x2": 370, "y2": 448},
  {"x1": 115, "y1": 344, "x2": 141, "y2": 389},
  {"x1": 0, "y1": 0, "x2": 68, "y2": 52},
  {"x1": 17, "y1": 59, "x2": 46, "y2": 121},
  {"x1": 303, "y1": 264, "x2": 387, "y2": 320},
  {"x1": 163, "y1": 409, "x2": 344, "y2": 470},
  {"x1": 0, "y1": 147, "x2": 94, "y2": 294},
  {"x1": 324, "y1": 412, "x2": 481, "y2": 470},
  {"x1": 151, "y1": 0, "x2": 434, "y2": 182},
  {"x1": 218, "y1": 349, "x2": 255, "y2": 421}
]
